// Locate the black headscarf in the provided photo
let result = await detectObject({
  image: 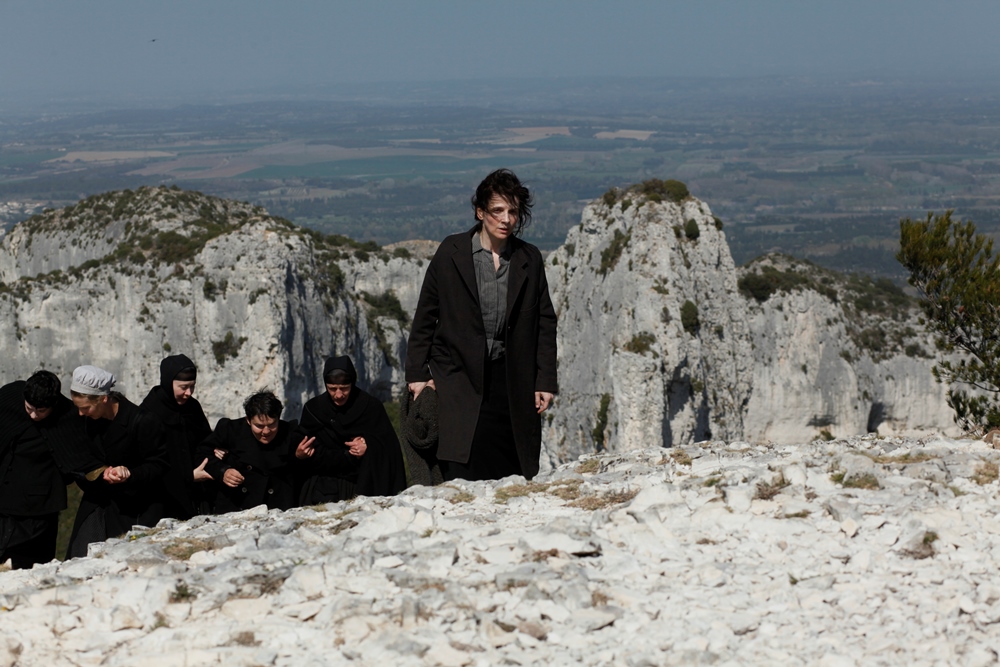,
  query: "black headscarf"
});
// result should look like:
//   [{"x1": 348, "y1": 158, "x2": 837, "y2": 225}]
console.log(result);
[
  {"x1": 323, "y1": 355, "x2": 357, "y2": 386},
  {"x1": 160, "y1": 354, "x2": 197, "y2": 394}
]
